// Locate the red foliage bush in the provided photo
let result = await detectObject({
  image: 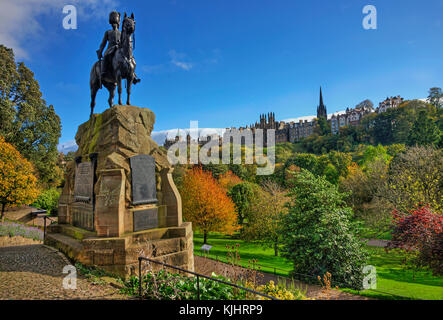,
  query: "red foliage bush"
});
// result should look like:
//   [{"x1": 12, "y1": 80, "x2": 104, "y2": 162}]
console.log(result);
[{"x1": 388, "y1": 206, "x2": 443, "y2": 275}]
